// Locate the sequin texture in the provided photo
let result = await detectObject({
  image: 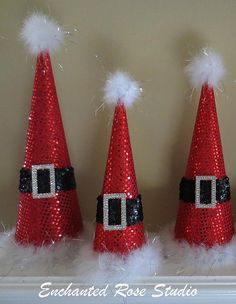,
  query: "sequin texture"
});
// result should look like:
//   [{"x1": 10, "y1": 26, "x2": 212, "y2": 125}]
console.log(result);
[
  {"x1": 19, "y1": 167, "x2": 77, "y2": 193},
  {"x1": 94, "y1": 102, "x2": 145, "y2": 253},
  {"x1": 96, "y1": 194, "x2": 143, "y2": 226},
  {"x1": 15, "y1": 53, "x2": 83, "y2": 246},
  {"x1": 179, "y1": 176, "x2": 231, "y2": 204},
  {"x1": 175, "y1": 85, "x2": 234, "y2": 246}
]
